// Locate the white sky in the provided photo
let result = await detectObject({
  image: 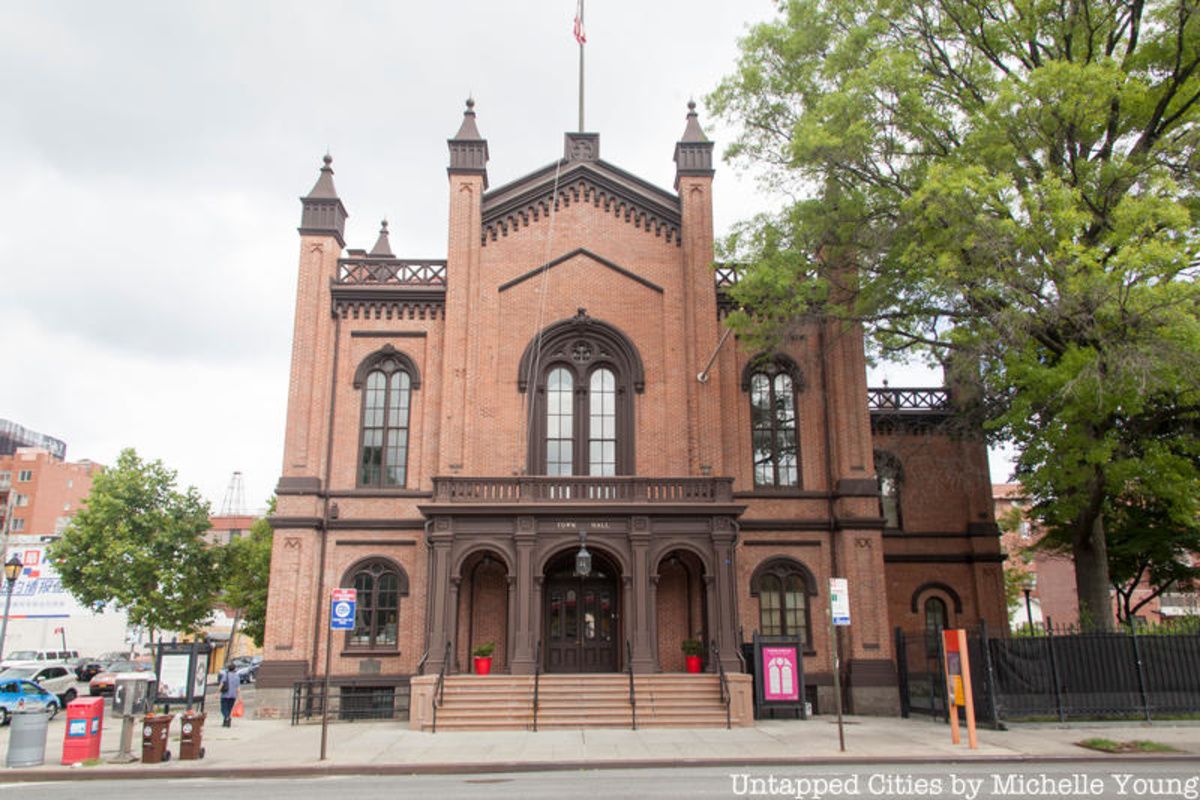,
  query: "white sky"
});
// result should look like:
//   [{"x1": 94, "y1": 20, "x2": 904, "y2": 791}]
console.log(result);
[{"x1": 1, "y1": 1, "x2": 1012, "y2": 514}]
